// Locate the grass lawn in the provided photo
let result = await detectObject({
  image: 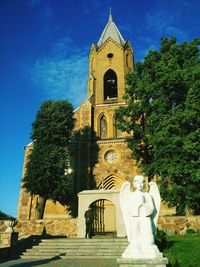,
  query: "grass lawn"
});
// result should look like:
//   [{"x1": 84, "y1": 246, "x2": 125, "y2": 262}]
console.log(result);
[{"x1": 163, "y1": 233, "x2": 200, "y2": 267}]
